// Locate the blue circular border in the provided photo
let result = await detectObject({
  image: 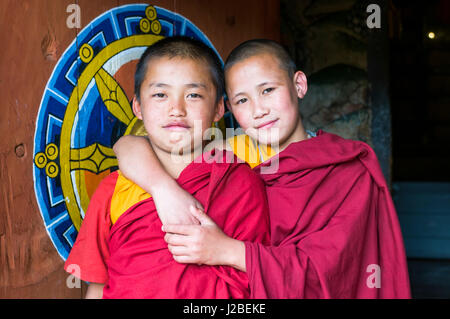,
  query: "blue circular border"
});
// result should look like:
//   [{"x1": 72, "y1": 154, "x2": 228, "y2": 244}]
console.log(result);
[{"x1": 33, "y1": 4, "x2": 221, "y2": 260}]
